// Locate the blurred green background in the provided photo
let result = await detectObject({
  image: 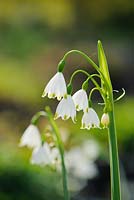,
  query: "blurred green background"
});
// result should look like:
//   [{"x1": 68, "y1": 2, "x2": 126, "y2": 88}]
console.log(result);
[{"x1": 0, "y1": 0, "x2": 133, "y2": 199}]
